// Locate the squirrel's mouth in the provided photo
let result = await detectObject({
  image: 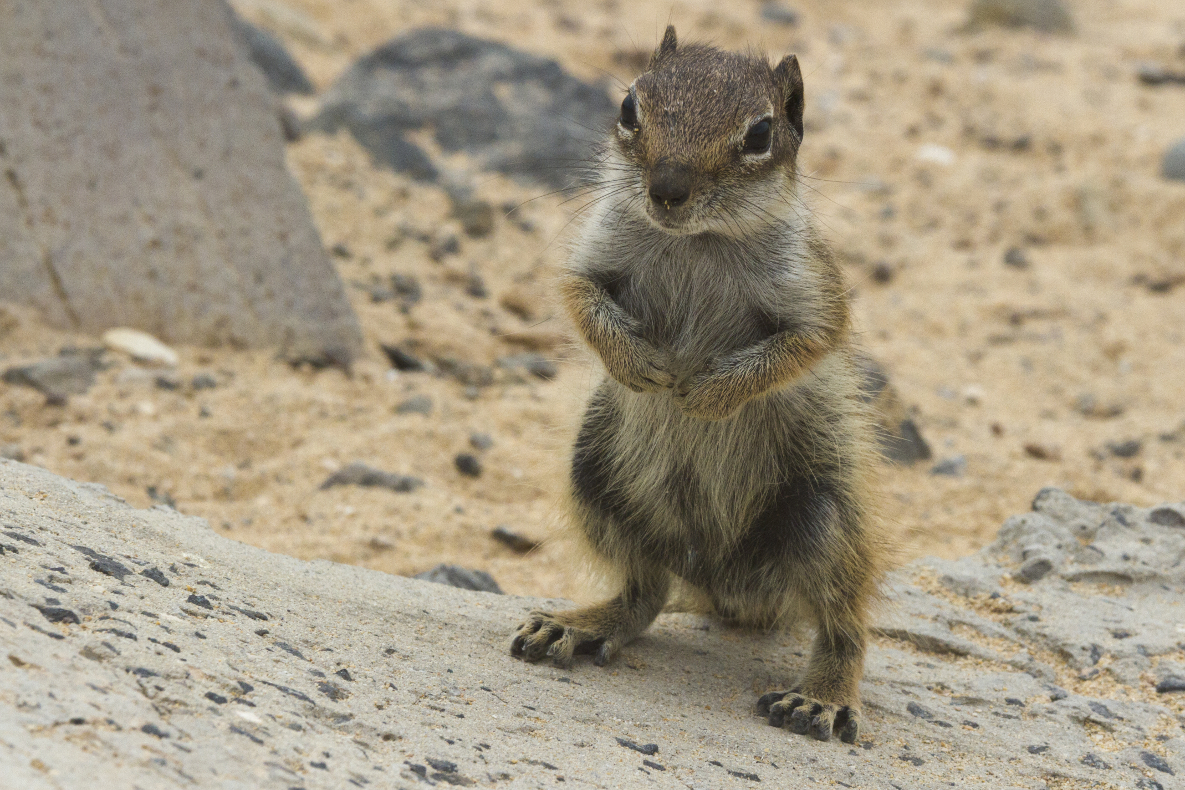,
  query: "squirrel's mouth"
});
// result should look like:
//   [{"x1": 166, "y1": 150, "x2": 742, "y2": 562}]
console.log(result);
[{"x1": 643, "y1": 200, "x2": 700, "y2": 235}]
